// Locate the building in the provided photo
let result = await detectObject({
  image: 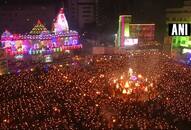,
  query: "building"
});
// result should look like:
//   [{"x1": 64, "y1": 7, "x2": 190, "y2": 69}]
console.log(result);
[
  {"x1": 67, "y1": 0, "x2": 97, "y2": 30},
  {"x1": 0, "y1": 8, "x2": 82, "y2": 64},
  {"x1": 130, "y1": 24, "x2": 155, "y2": 44},
  {"x1": 95, "y1": 0, "x2": 112, "y2": 30},
  {"x1": 164, "y1": 0, "x2": 191, "y2": 61},
  {"x1": 115, "y1": 15, "x2": 157, "y2": 49},
  {"x1": 78, "y1": 0, "x2": 97, "y2": 29},
  {"x1": 65, "y1": 0, "x2": 78, "y2": 29},
  {"x1": 90, "y1": 15, "x2": 159, "y2": 55}
]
